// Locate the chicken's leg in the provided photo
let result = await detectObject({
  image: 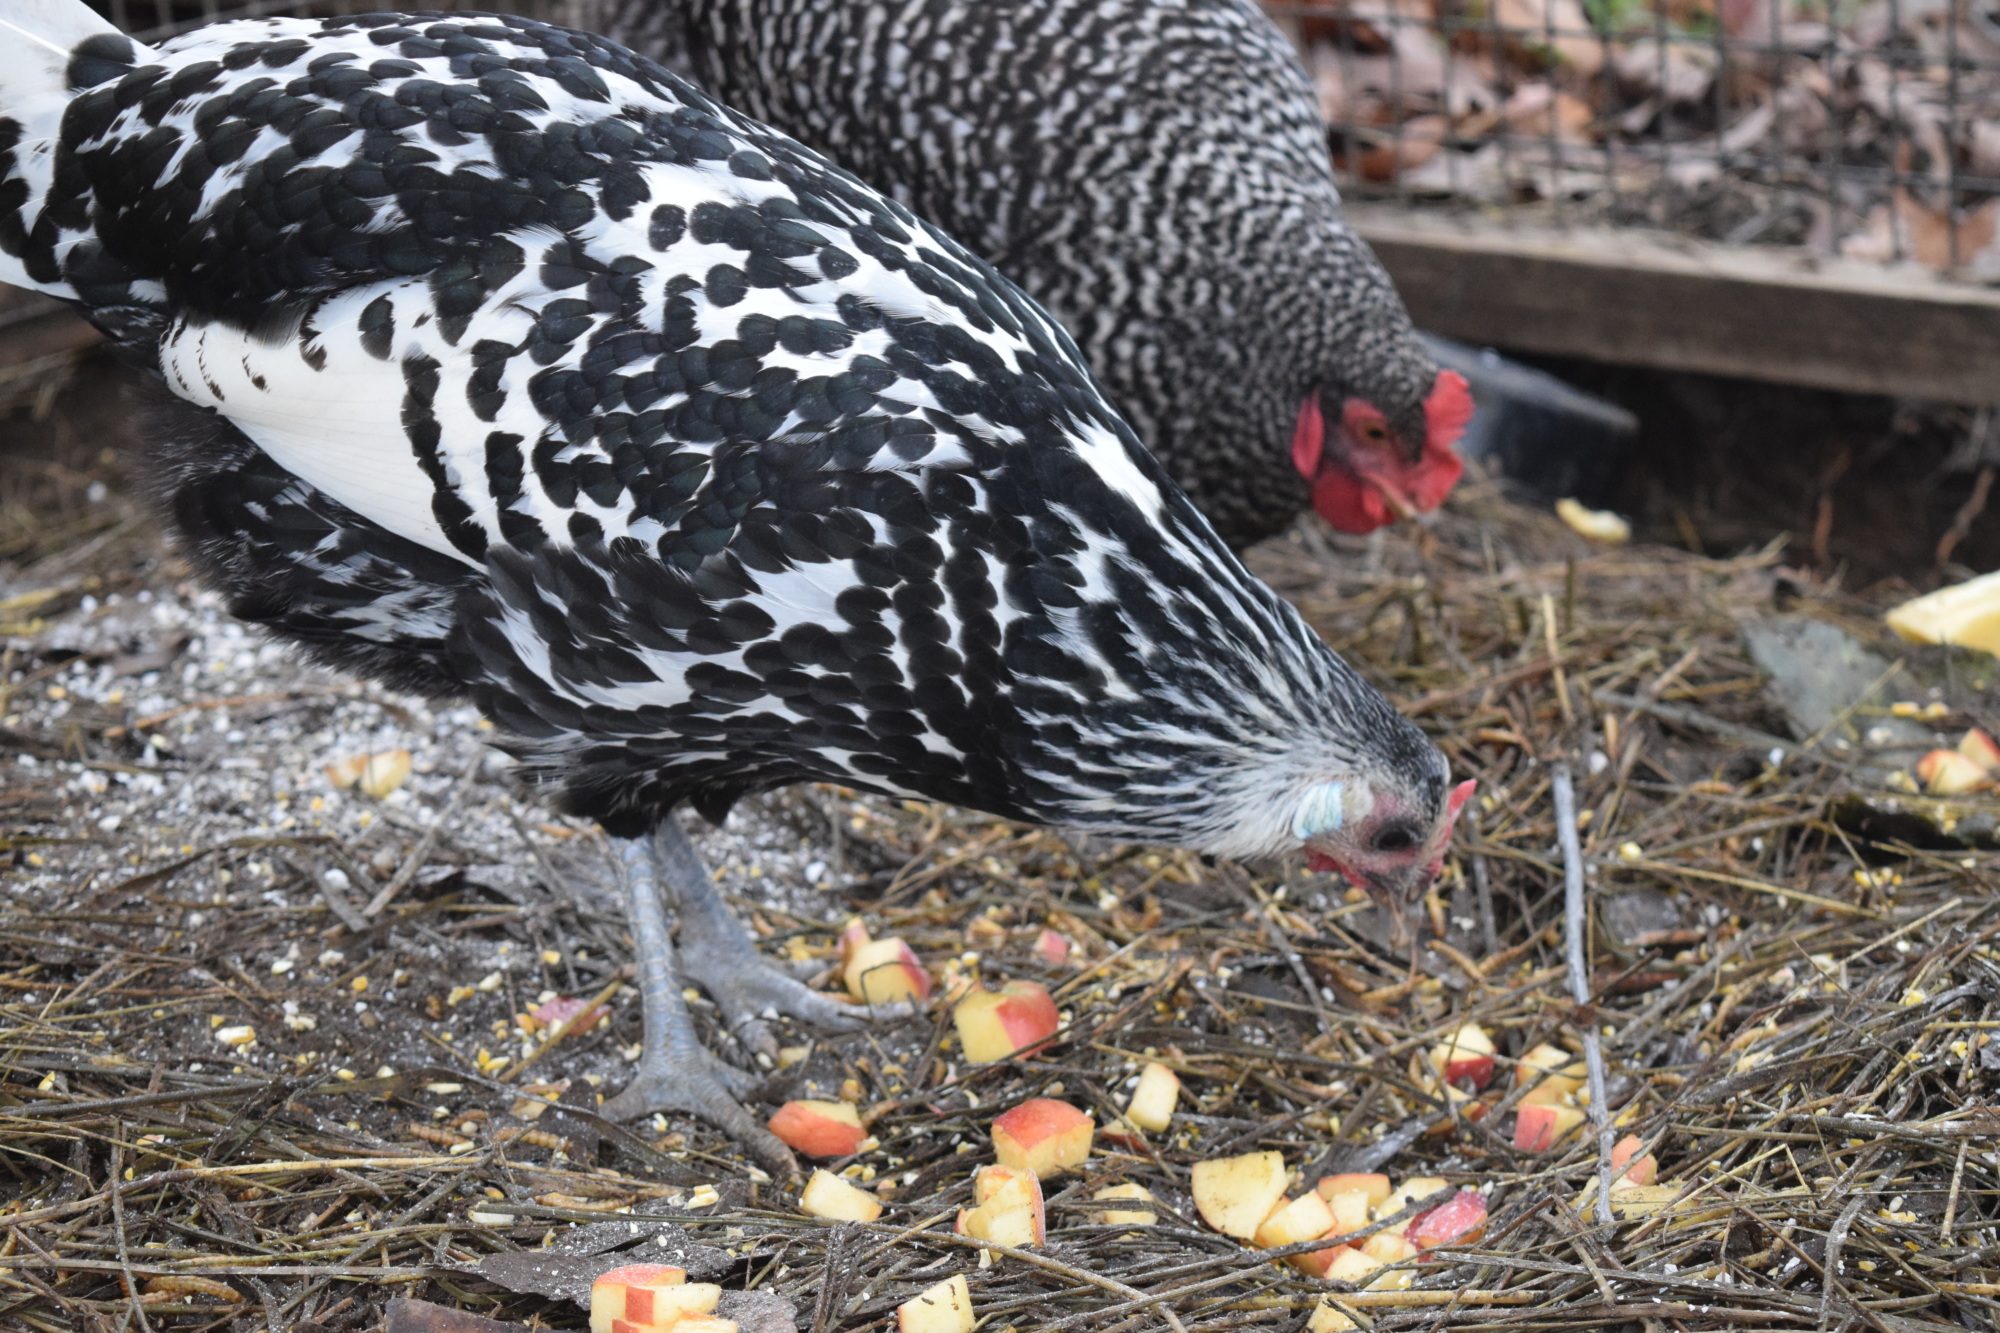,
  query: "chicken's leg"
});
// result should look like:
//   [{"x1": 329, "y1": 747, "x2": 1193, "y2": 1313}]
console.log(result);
[
  {"x1": 599, "y1": 833, "x2": 793, "y2": 1171},
  {"x1": 650, "y1": 818, "x2": 865, "y2": 1063}
]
